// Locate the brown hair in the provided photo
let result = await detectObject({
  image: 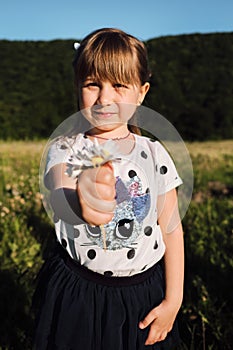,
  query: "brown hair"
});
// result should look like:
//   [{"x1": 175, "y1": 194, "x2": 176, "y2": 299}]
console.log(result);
[{"x1": 73, "y1": 28, "x2": 151, "y2": 134}]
